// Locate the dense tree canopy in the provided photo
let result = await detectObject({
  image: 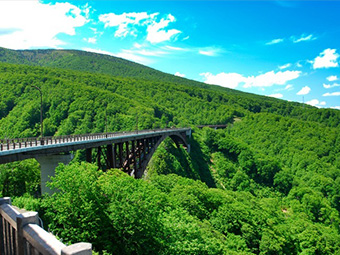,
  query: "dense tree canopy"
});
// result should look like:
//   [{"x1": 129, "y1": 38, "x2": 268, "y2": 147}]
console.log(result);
[{"x1": 0, "y1": 47, "x2": 339, "y2": 254}]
